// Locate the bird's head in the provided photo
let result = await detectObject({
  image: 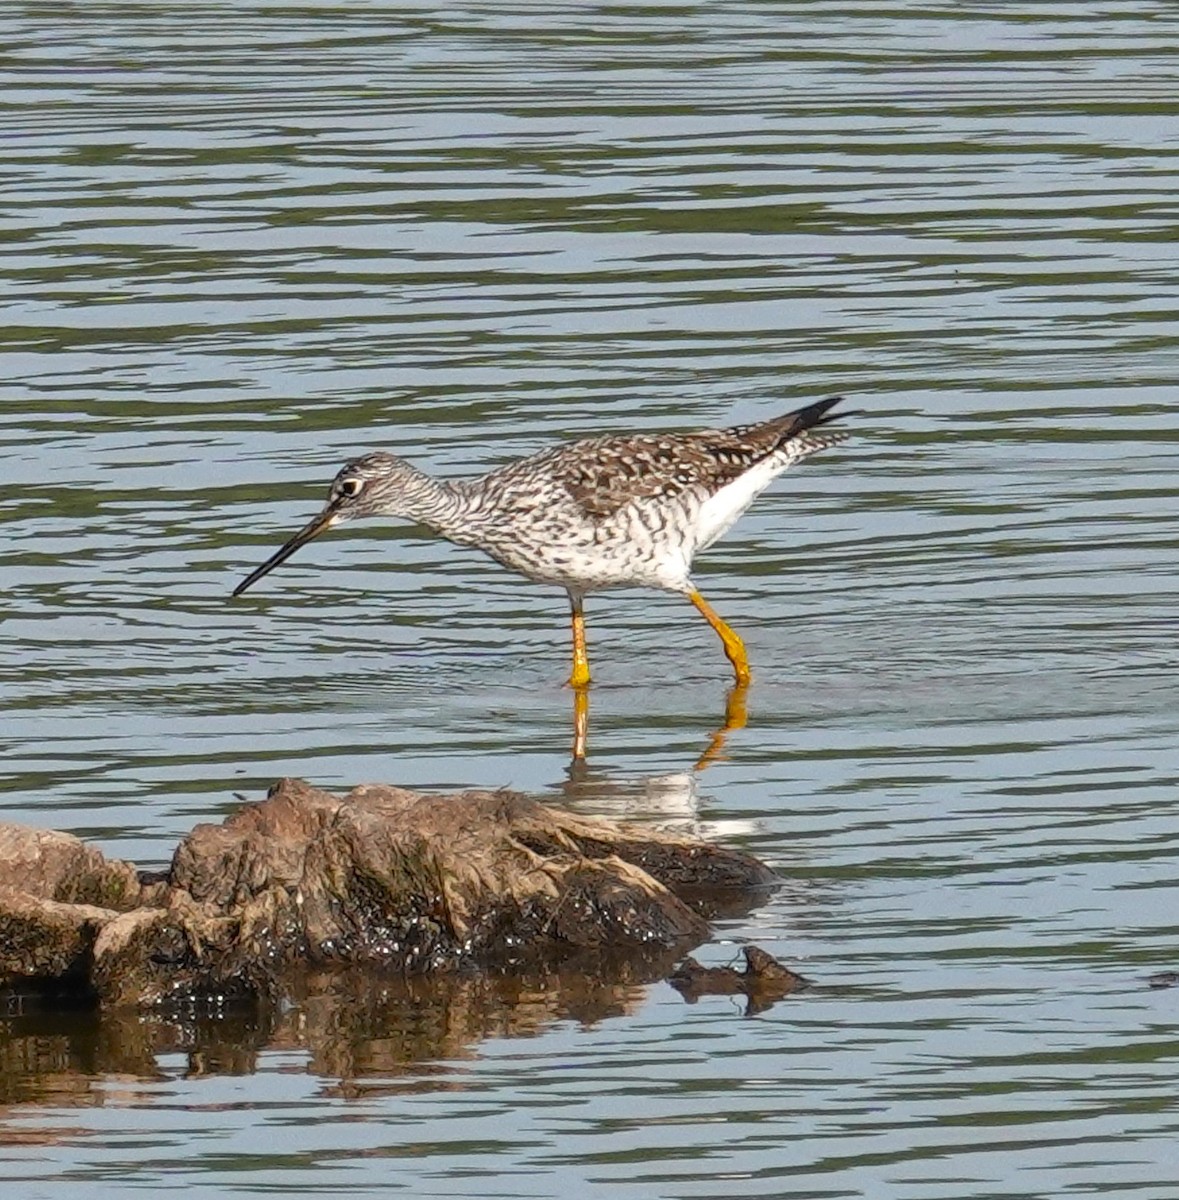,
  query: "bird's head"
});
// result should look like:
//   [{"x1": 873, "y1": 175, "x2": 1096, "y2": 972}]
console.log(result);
[
  {"x1": 322, "y1": 452, "x2": 422, "y2": 520},
  {"x1": 231, "y1": 452, "x2": 419, "y2": 597}
]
